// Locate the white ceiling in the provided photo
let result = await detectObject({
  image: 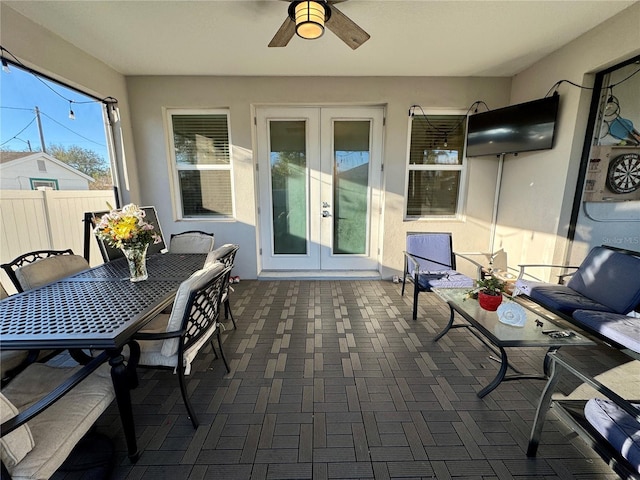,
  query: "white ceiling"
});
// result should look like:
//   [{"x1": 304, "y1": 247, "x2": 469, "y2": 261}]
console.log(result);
[{"x1": 5, "y1": 0, "x2": 637, "y2": 77}]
